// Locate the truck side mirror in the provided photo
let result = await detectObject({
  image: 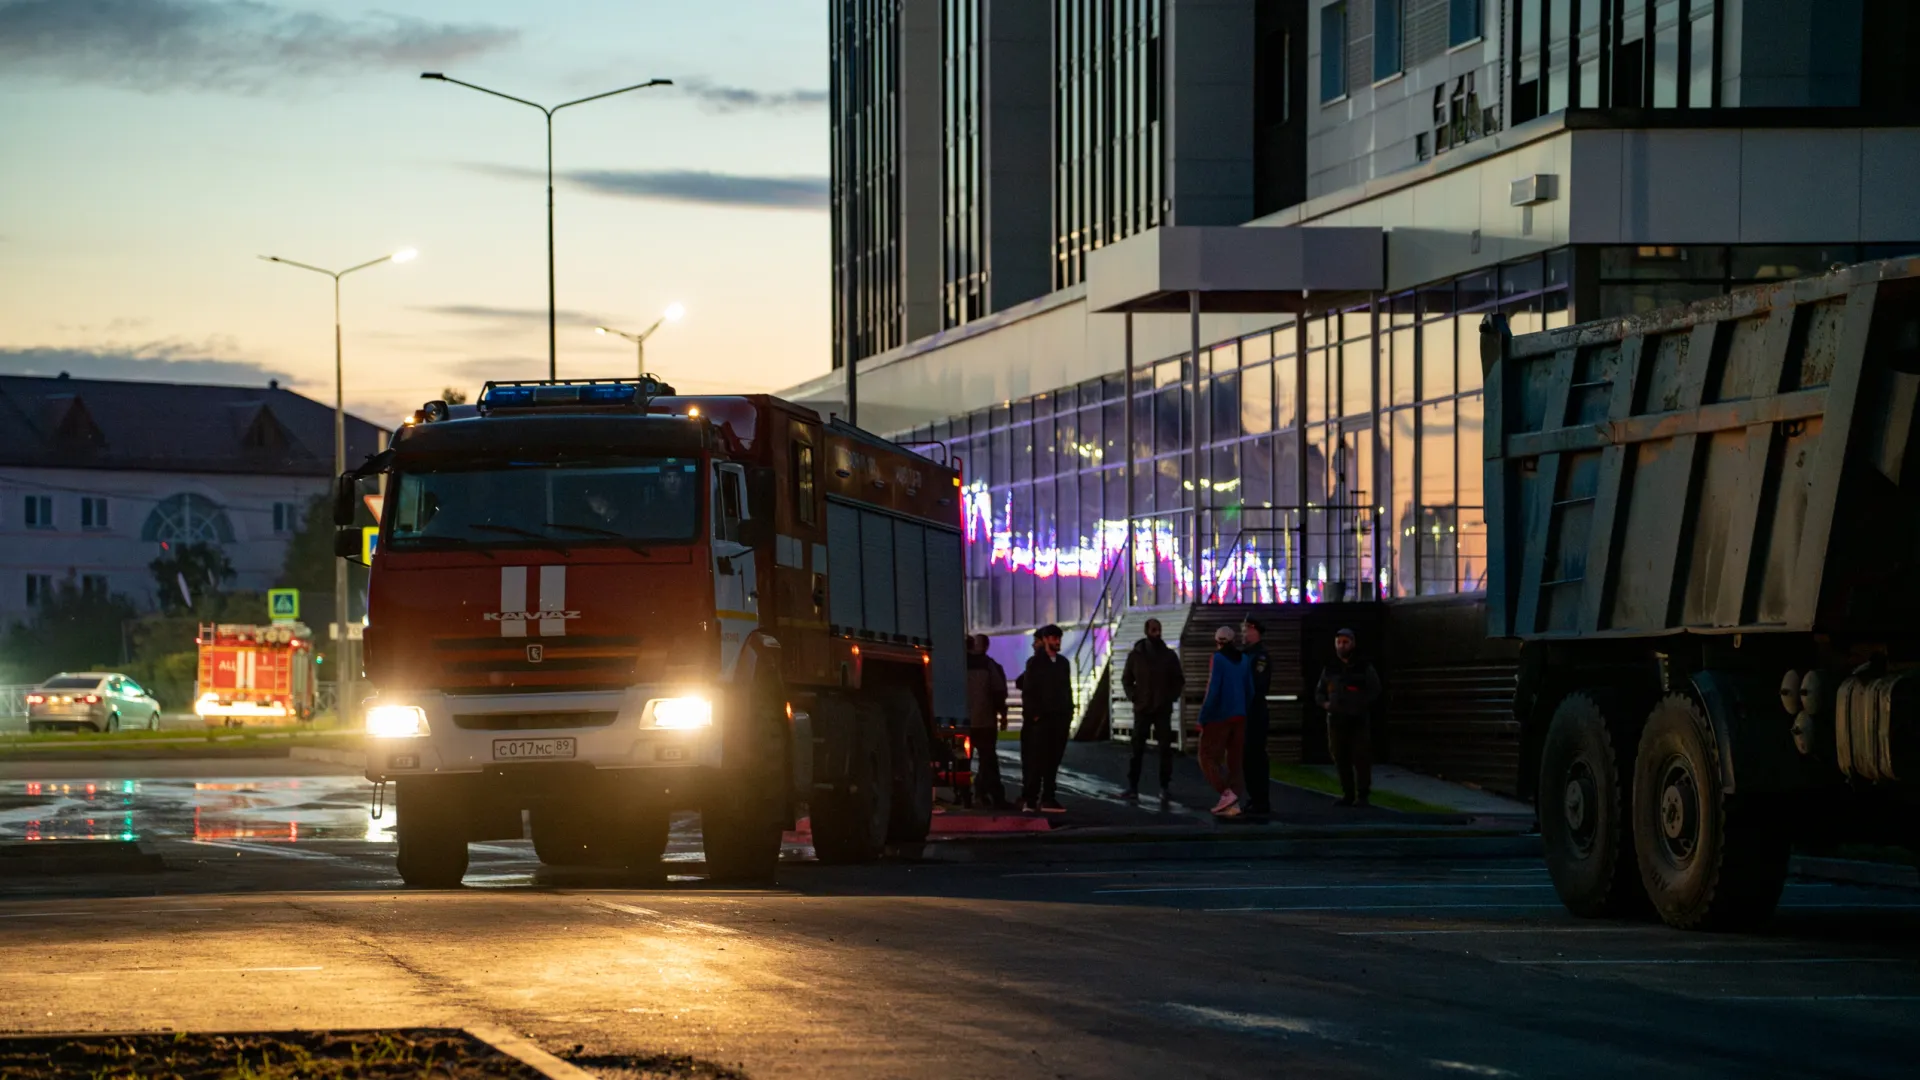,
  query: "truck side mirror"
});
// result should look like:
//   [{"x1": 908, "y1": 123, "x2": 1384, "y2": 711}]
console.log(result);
[
  {"x1": 333, "y1": 527, "x2": 364, "y2": 563},
  {"x1": 332, "y1": 474, "x2": 358, "y2": 527}
]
